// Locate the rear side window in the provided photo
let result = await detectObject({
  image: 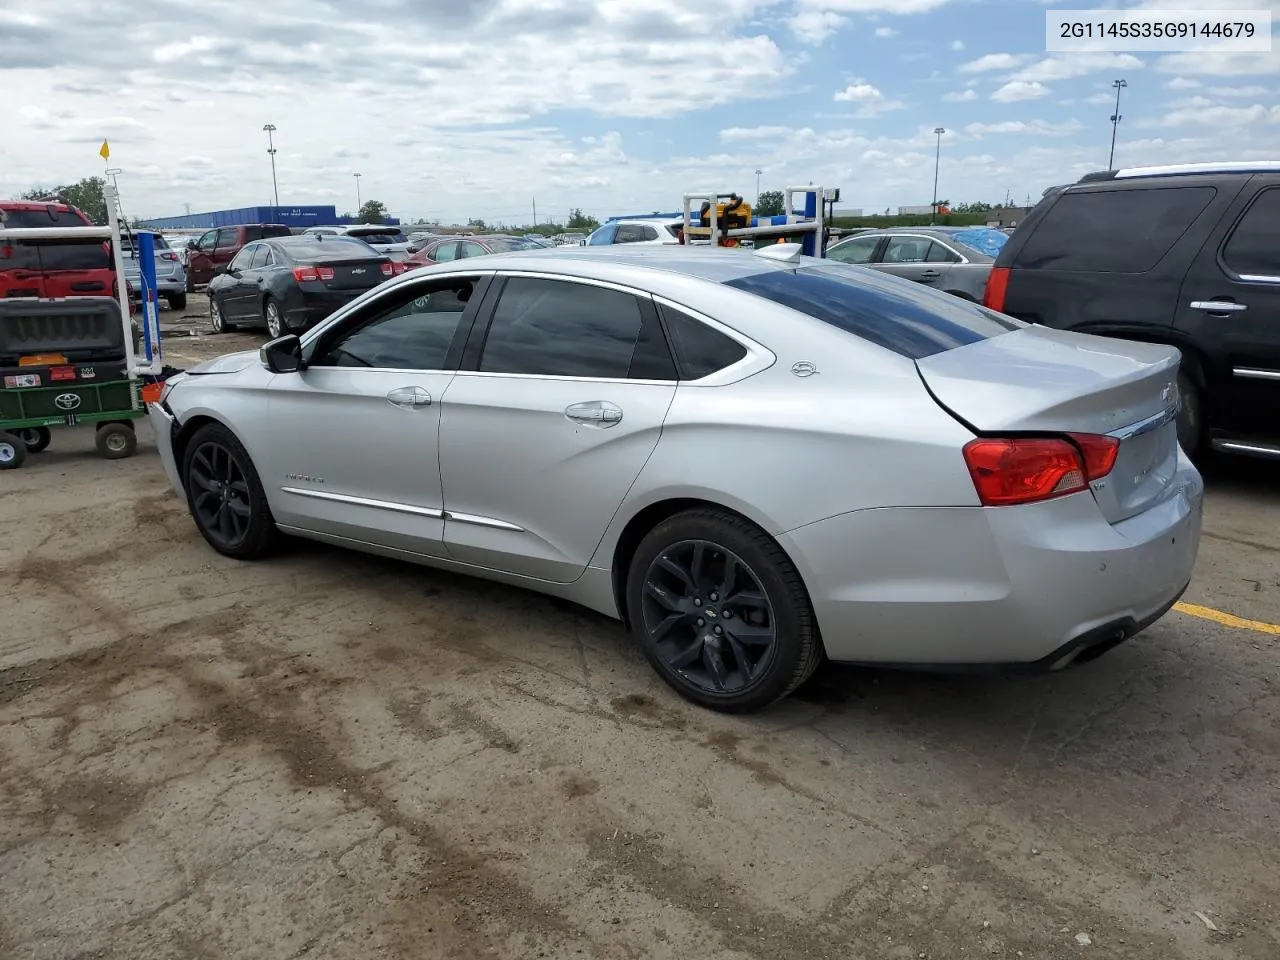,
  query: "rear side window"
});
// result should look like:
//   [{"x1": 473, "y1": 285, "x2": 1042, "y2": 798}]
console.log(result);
[
  {"x1": 658, "y1": 304, "x2": 747, "y2": 379},
  {"x1": 1222, "y1": 187, "x2": 1280, "y2": 279},
  {"x1": 479, "y1": 277, "x2": 673, "y2": 380},
  {"x1": 1016, "y1": 186, "x2": 1215, "y2": 273},
  {"x1": 726, "y1": 265, "x2": 1022, "y2": 360}
]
